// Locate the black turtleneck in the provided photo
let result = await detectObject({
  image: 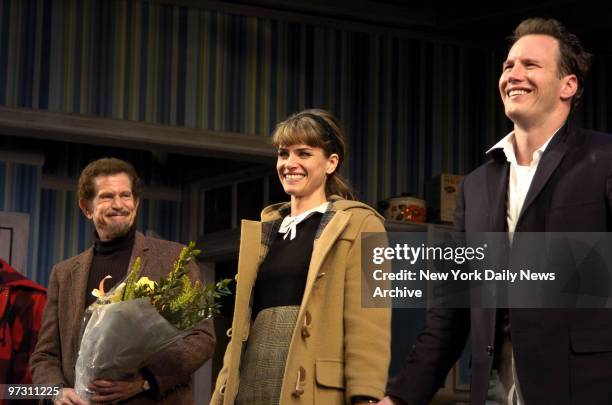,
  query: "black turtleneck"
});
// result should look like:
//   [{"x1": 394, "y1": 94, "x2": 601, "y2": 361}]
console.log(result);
[{"x1": 85, "y1": 226, "x2": 136, "y2": 307}]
